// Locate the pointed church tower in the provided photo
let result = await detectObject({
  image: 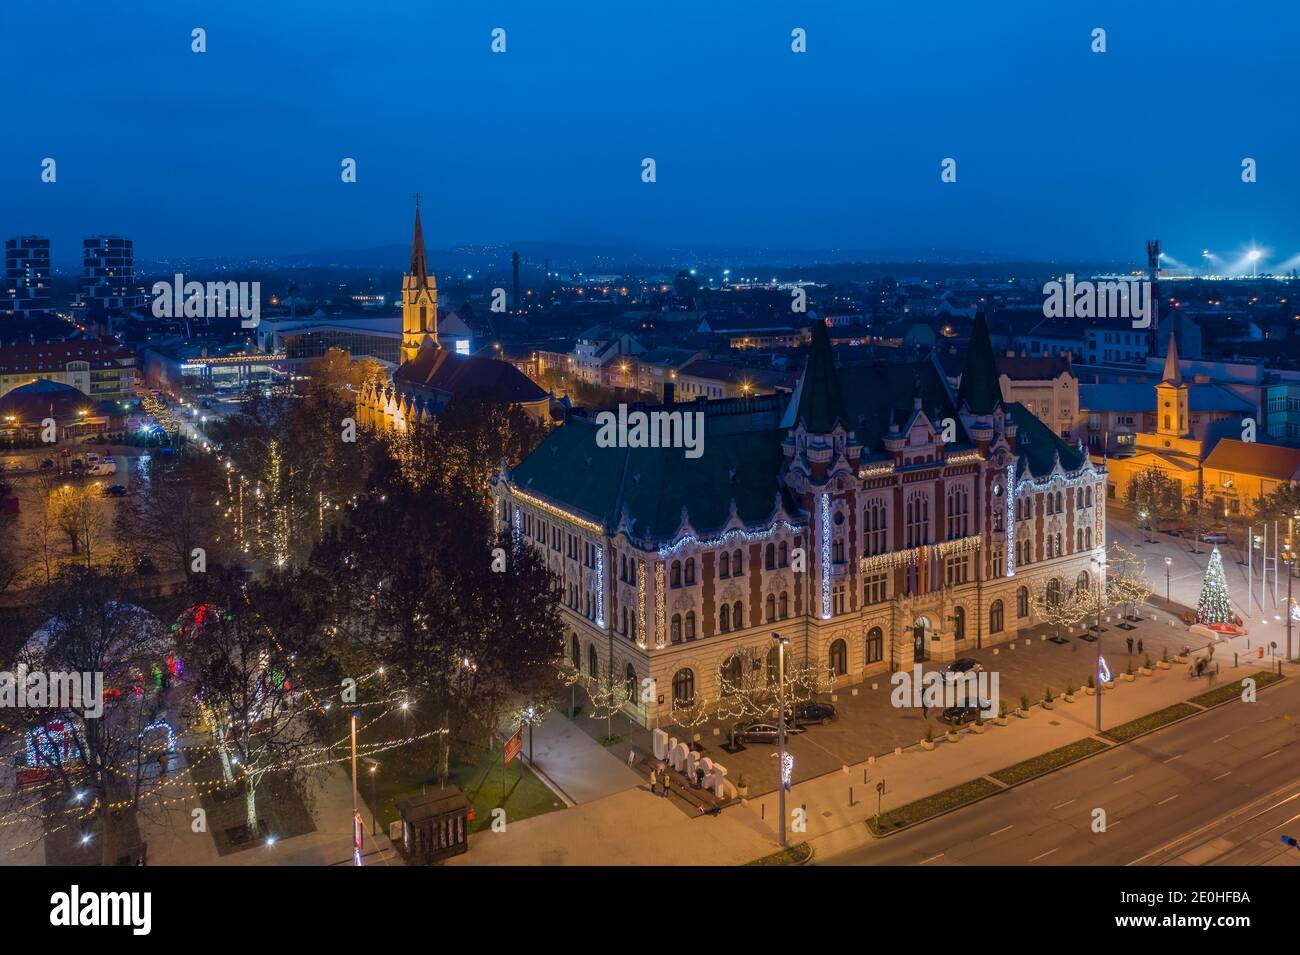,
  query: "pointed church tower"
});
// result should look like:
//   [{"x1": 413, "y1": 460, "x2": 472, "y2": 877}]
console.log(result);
[
  {"x1": 1156, "y1": 332, "x2": 1189, "y2": 437},
  {"x1": 401, "y1": 196, "x2": 439, "y2": 365}
]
